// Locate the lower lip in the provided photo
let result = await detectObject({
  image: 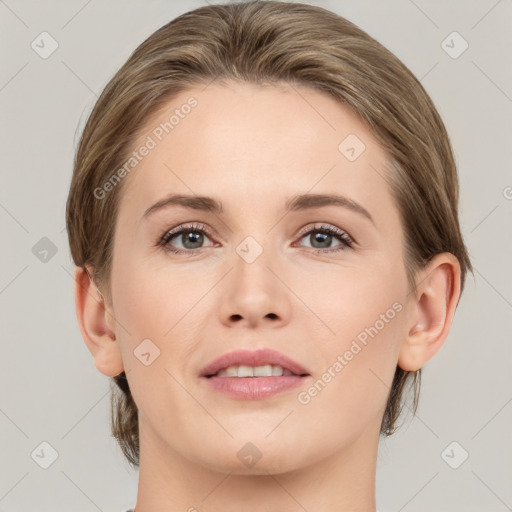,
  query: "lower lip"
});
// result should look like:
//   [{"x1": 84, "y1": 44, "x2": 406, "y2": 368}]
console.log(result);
[{"x1": 202, "y1": 375, "x2": 309, "y2": 400}]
